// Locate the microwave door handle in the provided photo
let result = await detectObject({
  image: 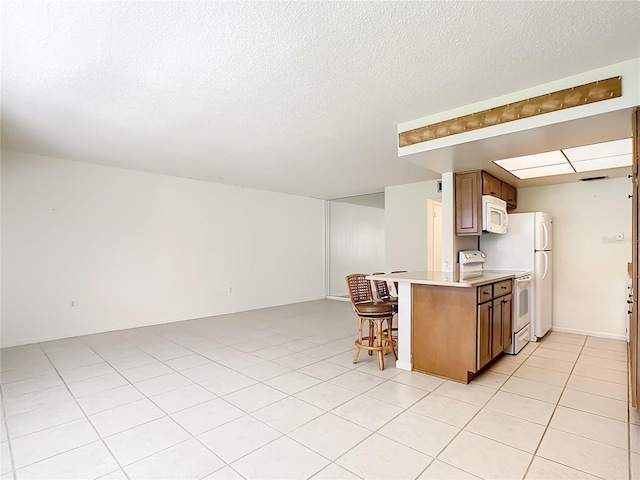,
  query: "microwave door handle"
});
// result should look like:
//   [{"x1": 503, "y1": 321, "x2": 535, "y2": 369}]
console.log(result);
[{"x1": 503, "y1": 210, "x2": 509, "y2": 229}]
